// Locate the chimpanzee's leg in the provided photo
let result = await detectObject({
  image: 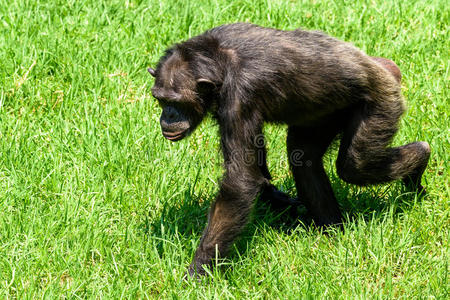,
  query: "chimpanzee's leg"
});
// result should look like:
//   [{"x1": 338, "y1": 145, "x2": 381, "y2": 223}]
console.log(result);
[
  {"x1": 256, "y1": 134, "x2": 301, "y2": 209},
  {"x1": 287, "y1": 124, "x2": 342, "y2": 226},
  {"x1": 336, "y1": 99, "x2": 430, "y2": 191}
]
